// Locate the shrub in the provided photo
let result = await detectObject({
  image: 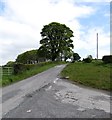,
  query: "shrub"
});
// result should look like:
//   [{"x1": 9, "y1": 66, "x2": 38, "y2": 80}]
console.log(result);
[
  {"x1": 72, "y1": 53, "x2": 81, "y2": 62},
  {"x1": 13, "y1": 63, "x2": 26, "y2": 74},
  {"x1": 102, "y1": 55, "x2": 112, "y2": 63},
  {"x1": 83, "y1": 55, "x2": 93, "y2": 63},
  {"x1": 25, "y1": 64, "x2": 36, "y2": 70},
  {"x1": 88, "y1": 55, "x2": 93, "y2": 59},
  {"x1": 83, "y1": 58, "x2": 92, "y2": 63},
  {"x1": 78, "y1": 60, "x2": 82, "y2": 62}
]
